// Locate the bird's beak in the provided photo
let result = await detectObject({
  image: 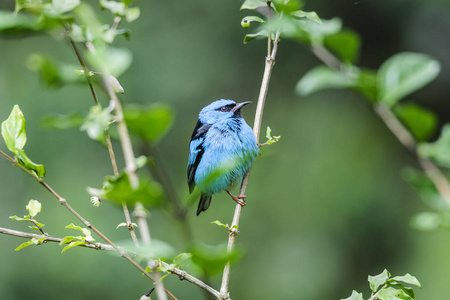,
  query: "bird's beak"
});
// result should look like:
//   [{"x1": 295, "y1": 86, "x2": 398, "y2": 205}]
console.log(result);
[{"x1": 230, "y1": 101, "x2": 252, "y2": 113}]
